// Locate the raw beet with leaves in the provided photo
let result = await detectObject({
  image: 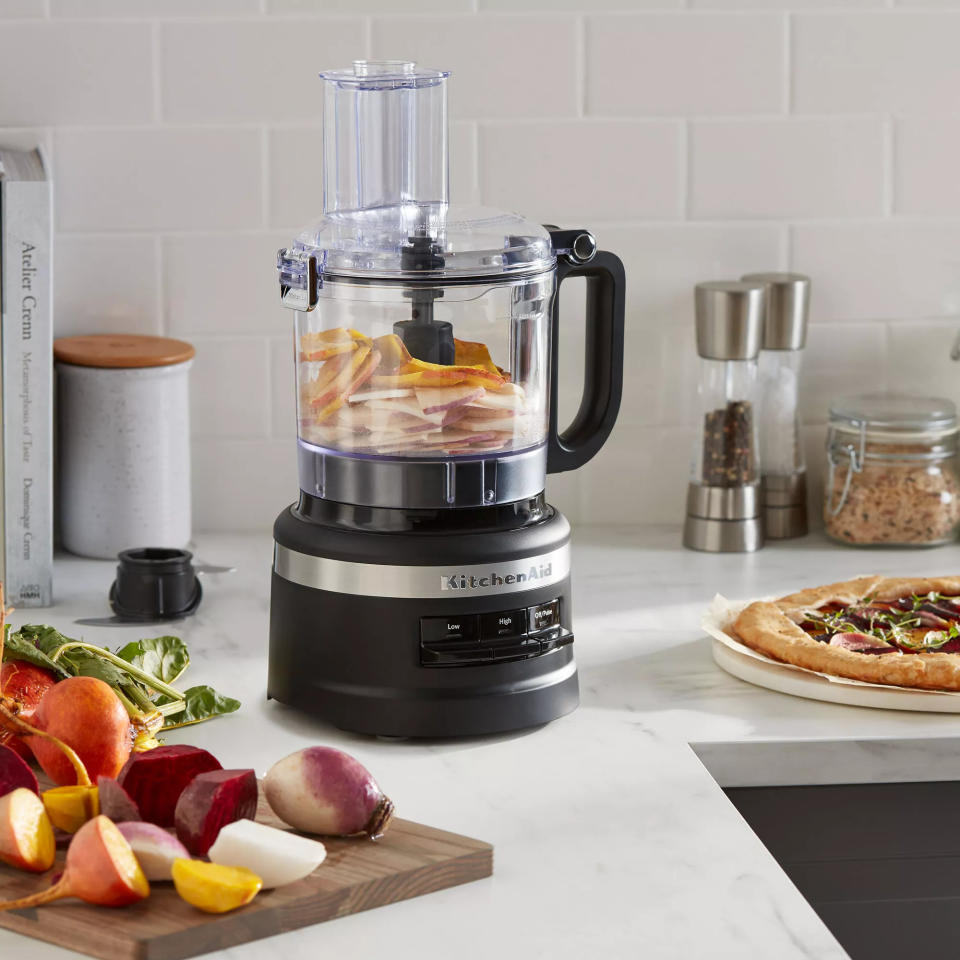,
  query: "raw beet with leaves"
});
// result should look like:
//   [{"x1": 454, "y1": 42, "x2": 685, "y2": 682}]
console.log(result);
[
  {"x1": 117, "y1": 744, "x2": 222, "y2": 827},
  {"x1": 174, "y1": 769, "x2": 258, "y2": 856},
  {"x1": 2, "y1": 627, "x2": 240, "y2": 751}
]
